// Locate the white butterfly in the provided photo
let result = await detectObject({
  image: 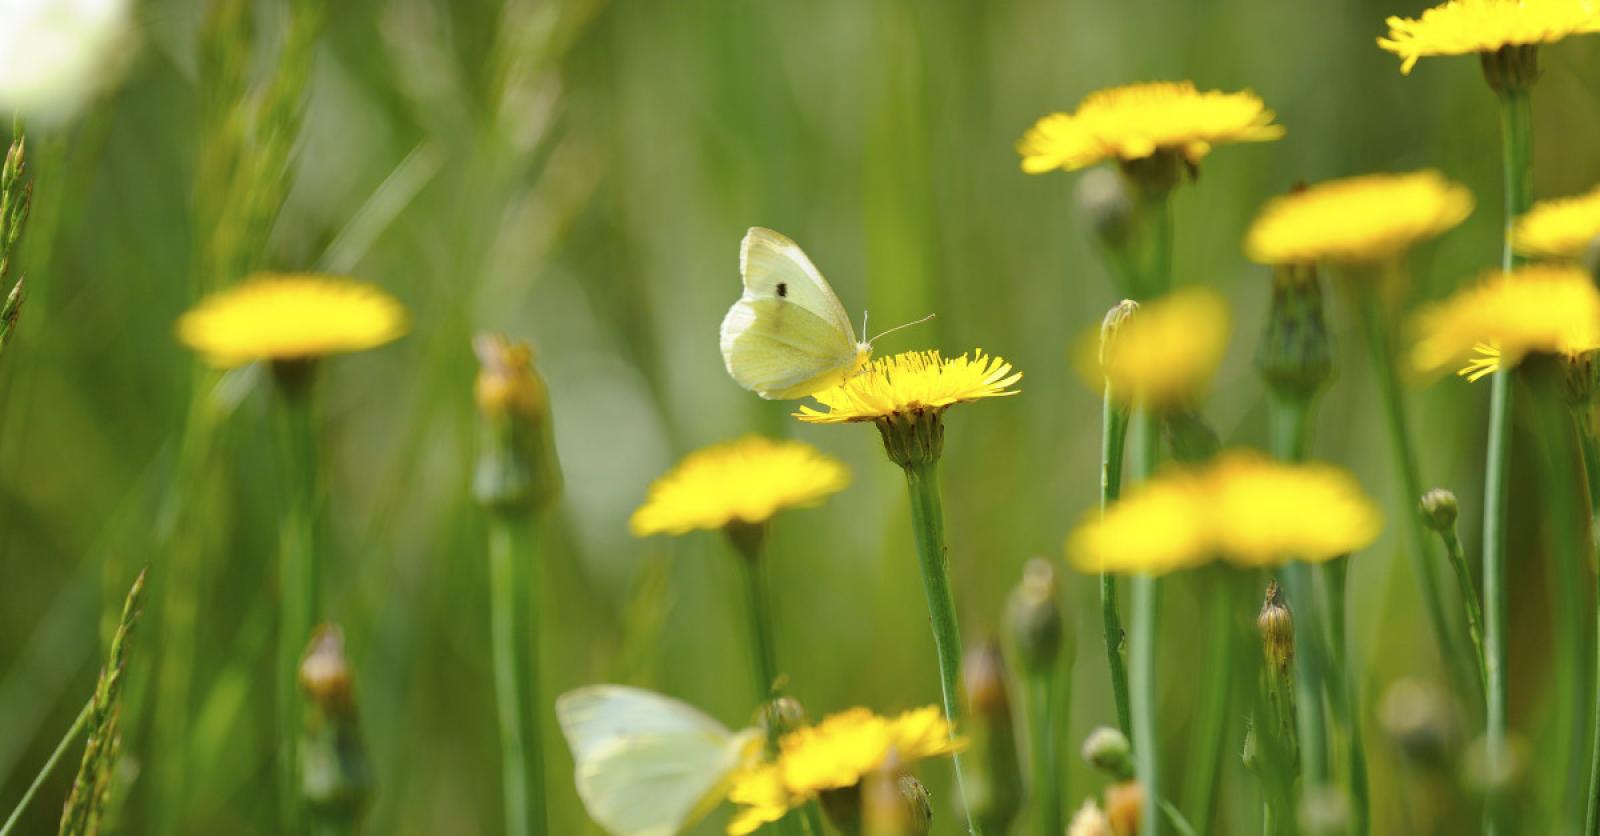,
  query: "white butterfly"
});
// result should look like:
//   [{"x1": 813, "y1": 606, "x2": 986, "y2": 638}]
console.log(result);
[
  {"x1": 719, "y1": 227, "x2": 874, "y2": 400},
  {"x1": 557, "y1": 685, "x2": 762, "y2": 836}
]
